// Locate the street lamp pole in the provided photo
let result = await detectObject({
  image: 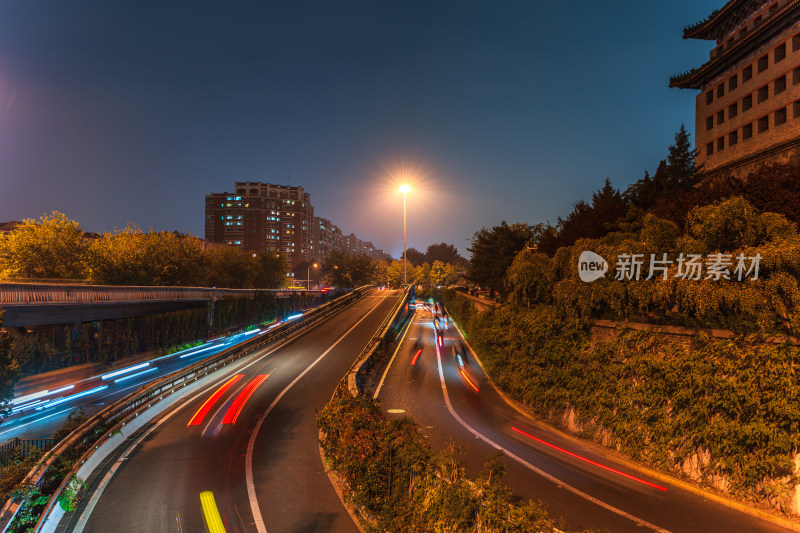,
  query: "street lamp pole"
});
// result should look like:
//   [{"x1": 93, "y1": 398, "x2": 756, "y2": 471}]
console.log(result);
[
  {"x1": 399, "y1": 184, "x2": 411, "y2": 285},
  {"x1": 307, "y1": 262, "x2": 318, "y2": 290}
]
